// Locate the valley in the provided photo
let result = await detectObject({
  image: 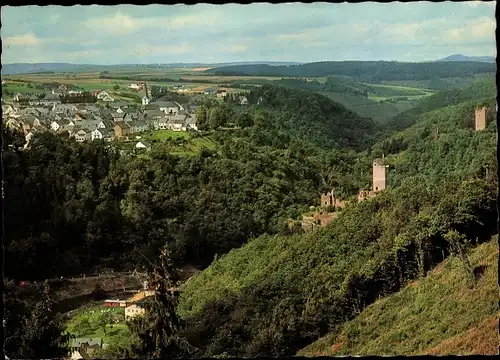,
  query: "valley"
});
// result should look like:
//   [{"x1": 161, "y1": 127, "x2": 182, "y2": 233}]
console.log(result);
[{"x1": 2, "y1": 3, "x2": 497, "y2": 358}]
